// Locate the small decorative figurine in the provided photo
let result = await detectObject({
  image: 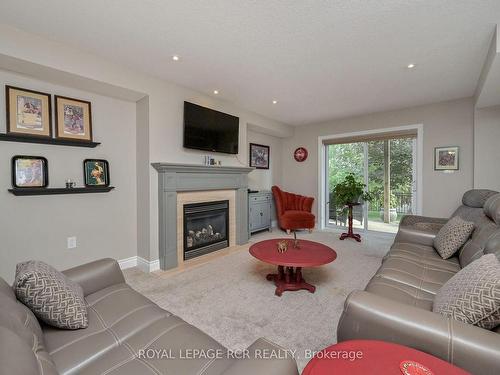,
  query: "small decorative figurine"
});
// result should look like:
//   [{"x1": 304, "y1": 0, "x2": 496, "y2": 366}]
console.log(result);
[{"x1": 277, "y1": 240, "x2": 288, "y2": 253}]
